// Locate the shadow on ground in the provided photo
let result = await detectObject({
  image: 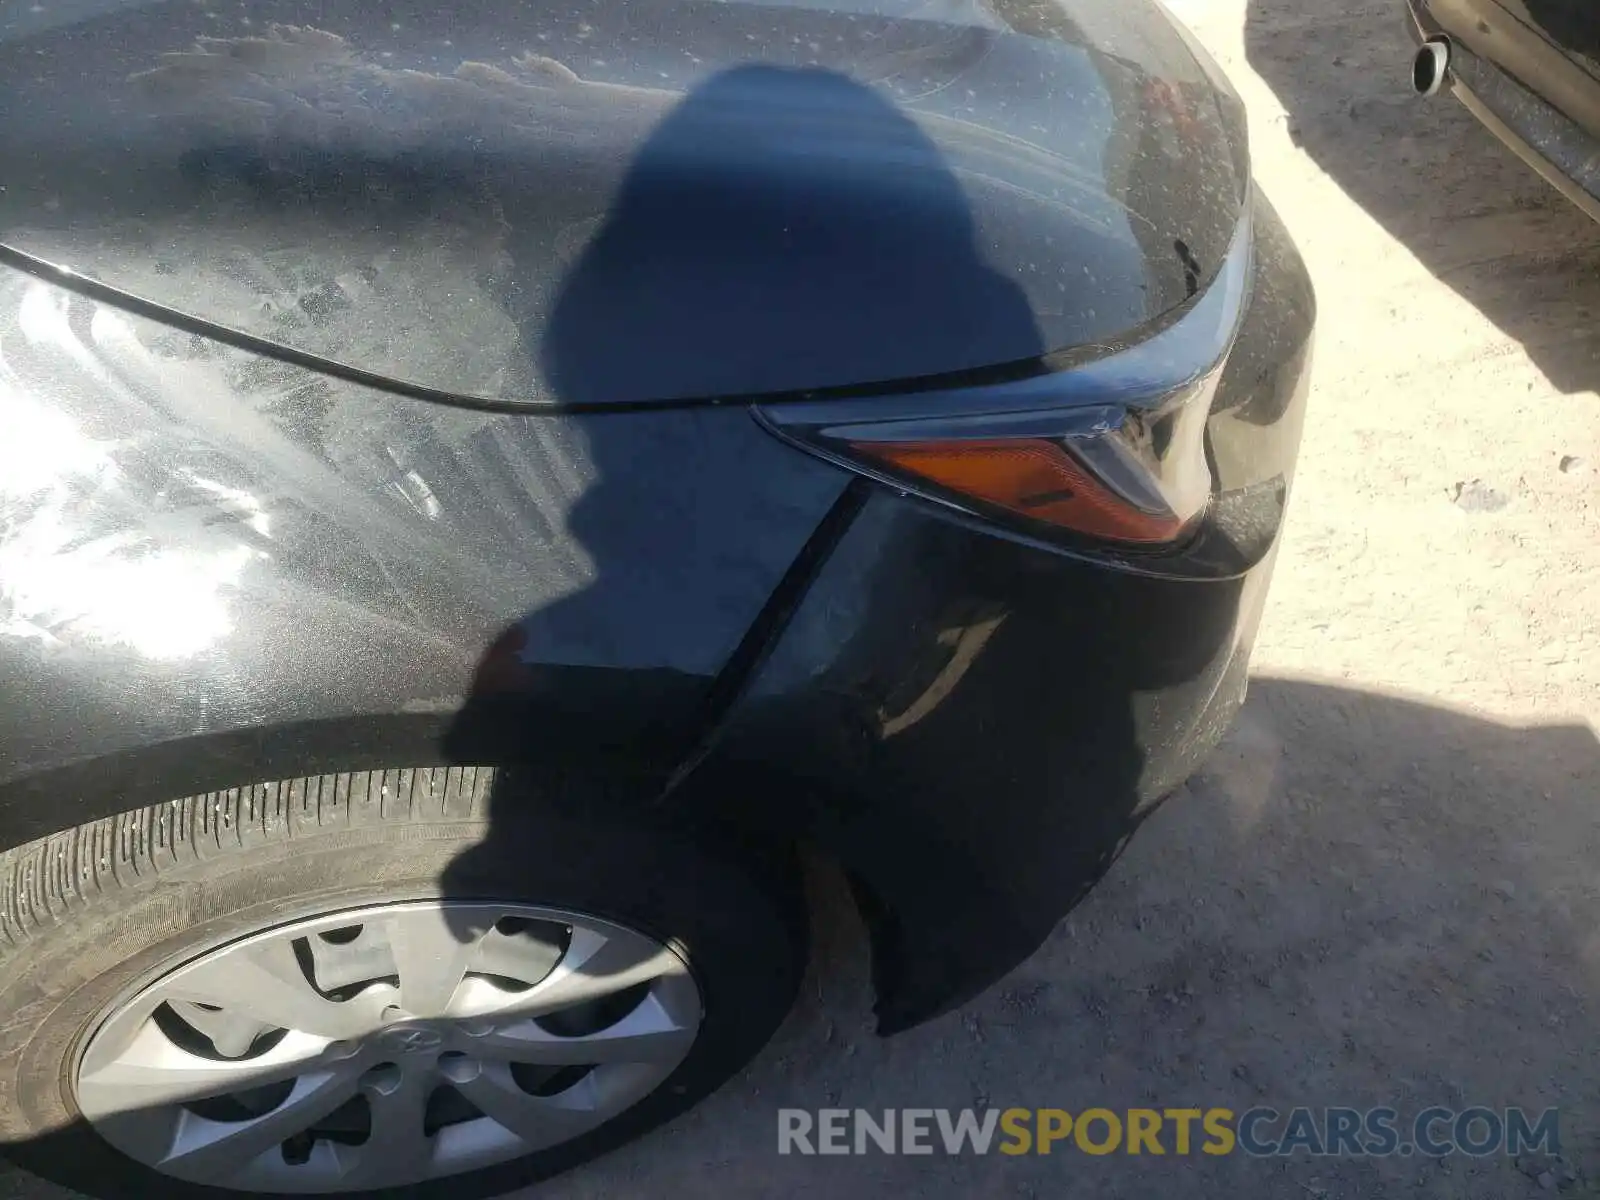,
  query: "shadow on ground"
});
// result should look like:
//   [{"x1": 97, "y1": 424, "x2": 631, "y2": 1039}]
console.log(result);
[
  {"x1": 1244, "y1": 0, "x2": 1600, "y2": 393},
  {"x1": 501, "y1": 676, "x2": 1600, "y2": 1200}
]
